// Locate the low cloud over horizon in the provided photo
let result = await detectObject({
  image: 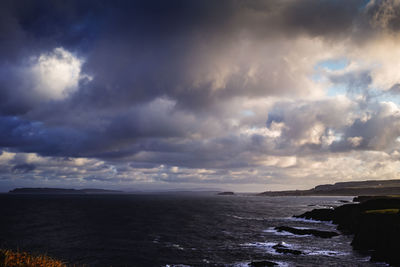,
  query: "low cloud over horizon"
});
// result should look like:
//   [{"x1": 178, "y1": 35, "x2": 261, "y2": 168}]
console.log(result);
[{"x1": 1, "y1": 0, "x2": 400, "y2": 192}]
